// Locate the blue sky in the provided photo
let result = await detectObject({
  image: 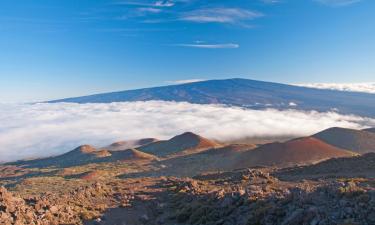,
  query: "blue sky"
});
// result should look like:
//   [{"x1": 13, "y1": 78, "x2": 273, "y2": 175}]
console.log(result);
[{"x1": 0, "y1": 0, "x2": 374, "y2": 102}]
